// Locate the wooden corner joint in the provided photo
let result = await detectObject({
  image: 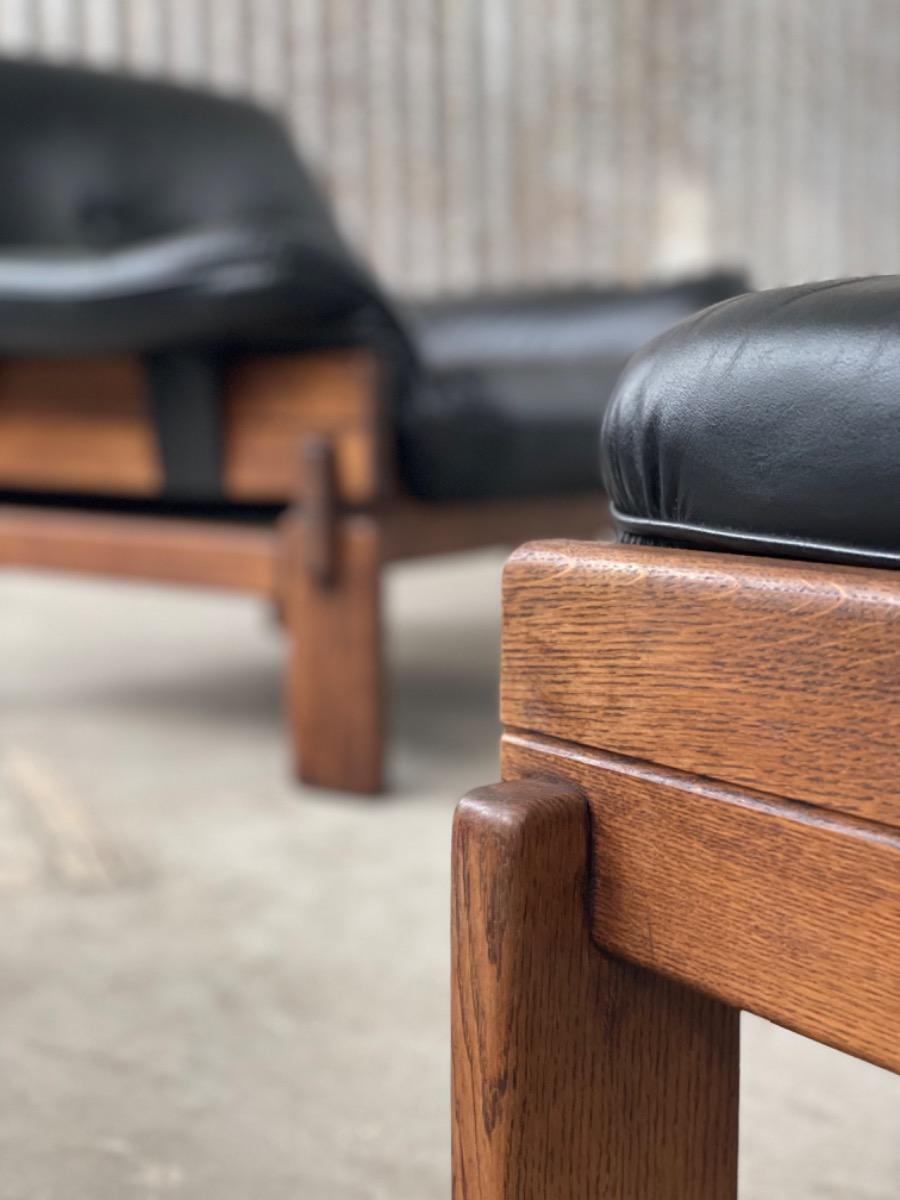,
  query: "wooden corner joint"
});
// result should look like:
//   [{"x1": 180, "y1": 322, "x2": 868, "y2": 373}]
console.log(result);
[
  {"x1": 454, "y1": 776, "x2": 591, "y2": 891},
  {"x1": 451, "y1": 774, "x2": 741, "y2": 1199}
]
